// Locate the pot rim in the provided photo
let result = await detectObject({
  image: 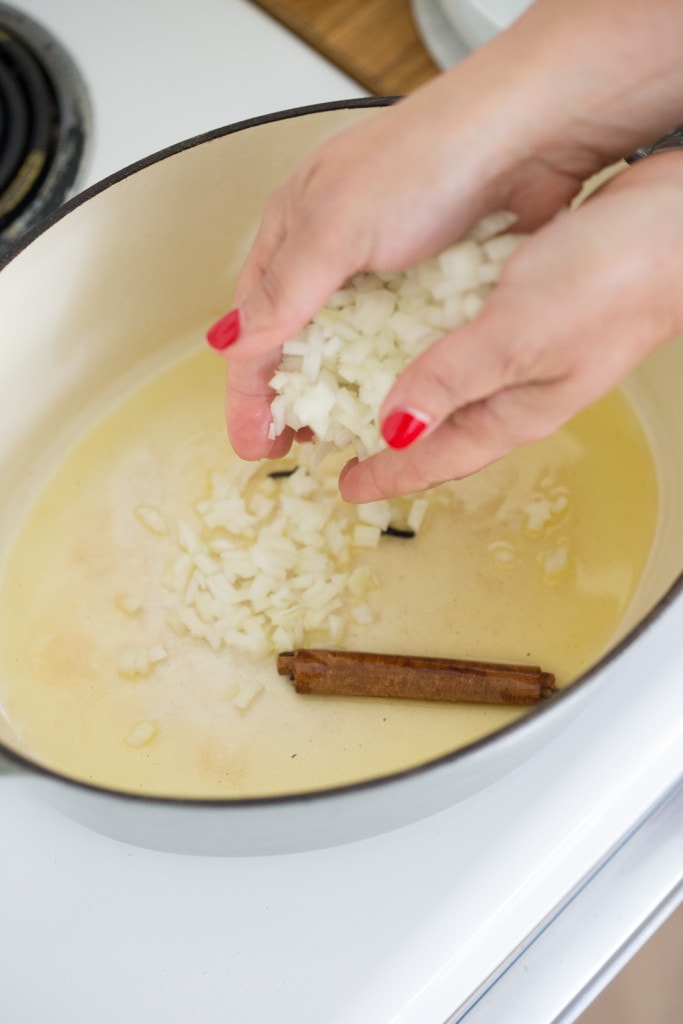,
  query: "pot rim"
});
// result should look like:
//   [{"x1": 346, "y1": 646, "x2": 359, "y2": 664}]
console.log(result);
[{"x1": 1, "y1": 96, "x2": 681, "y2": 807}]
